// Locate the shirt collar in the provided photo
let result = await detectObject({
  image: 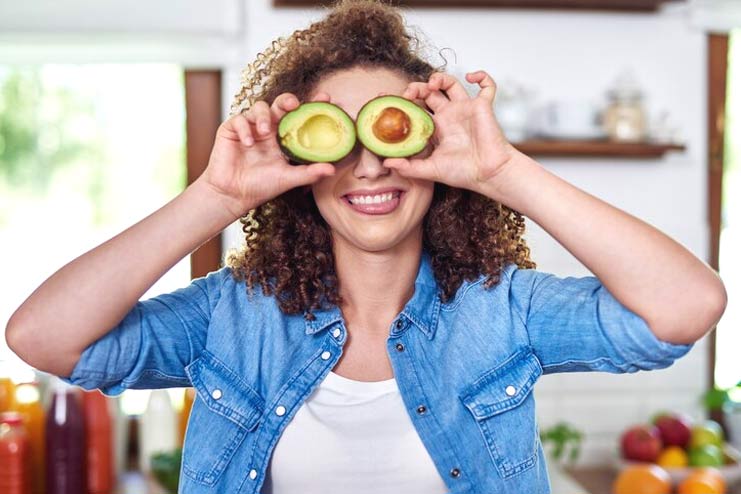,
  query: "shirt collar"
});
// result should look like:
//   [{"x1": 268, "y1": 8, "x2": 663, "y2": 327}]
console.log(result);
[{"x1": 304, "y1": 250, "x2": 441, "y2": 340}]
